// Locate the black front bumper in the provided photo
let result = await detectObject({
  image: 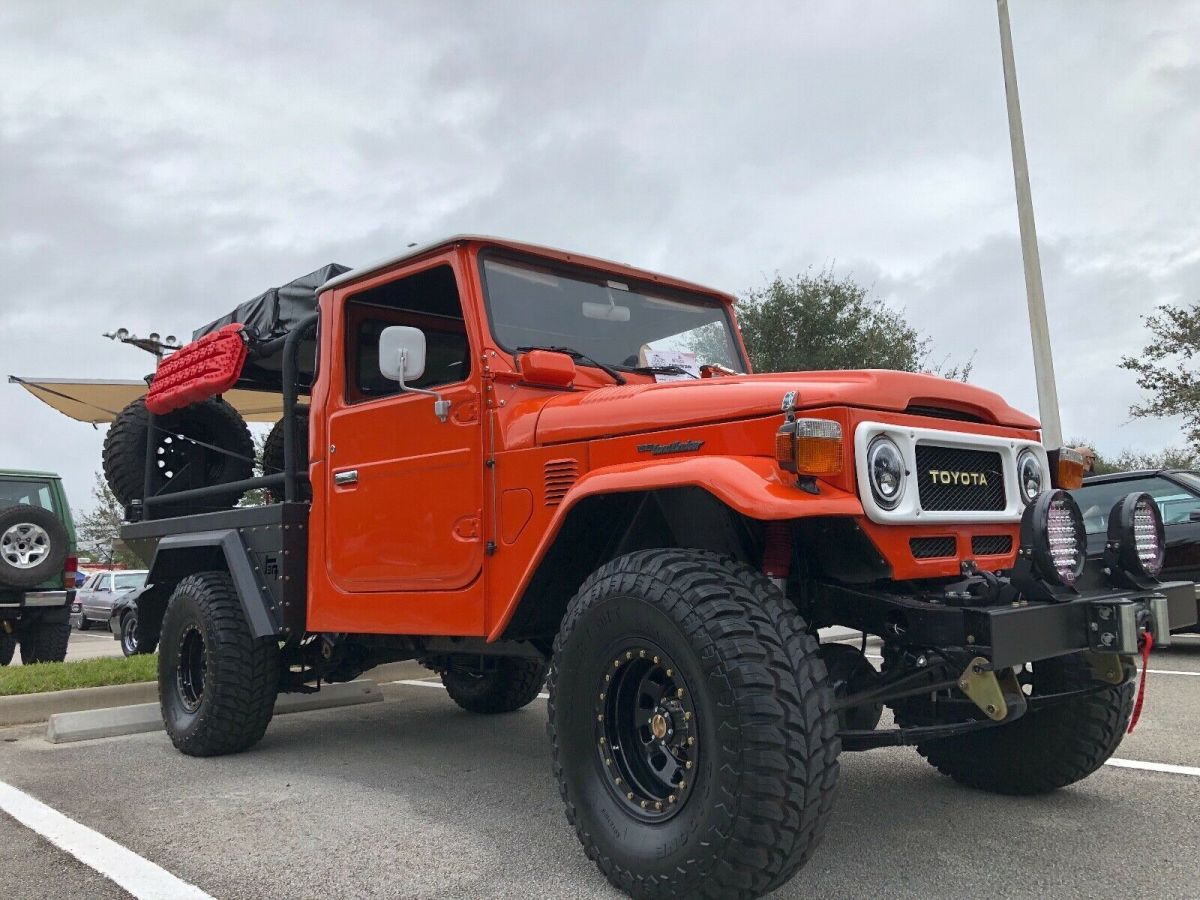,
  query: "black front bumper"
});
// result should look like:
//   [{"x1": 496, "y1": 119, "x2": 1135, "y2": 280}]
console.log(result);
[{"x1": 813, "y1": 579, "x2": 1195, "y2": 669}]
